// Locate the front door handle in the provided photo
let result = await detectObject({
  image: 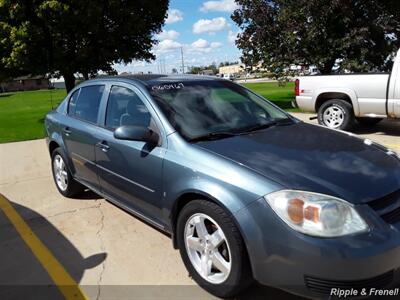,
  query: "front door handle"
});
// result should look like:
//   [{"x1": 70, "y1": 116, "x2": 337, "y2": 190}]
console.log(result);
[
  {"x1": 96, "y1": 141, "x2": 110, "y2": 152},
  {"x1": 63, "y1": 127, "x2": 71, "y2": 136}
]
